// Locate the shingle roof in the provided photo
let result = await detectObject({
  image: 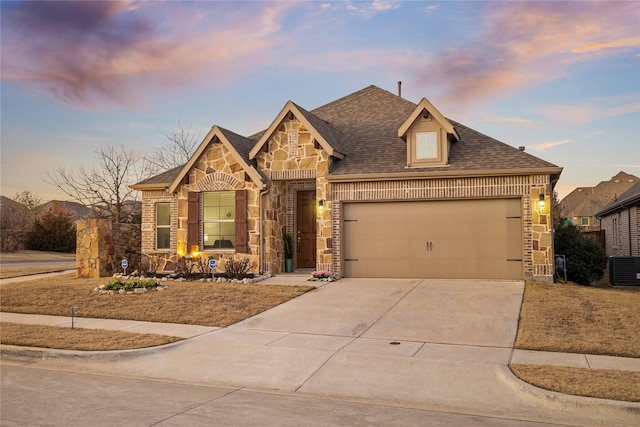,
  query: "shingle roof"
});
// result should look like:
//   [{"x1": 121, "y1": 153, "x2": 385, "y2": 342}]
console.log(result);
[
  {"x1": 133, "y1": 165, "x2": 184, "y2": 188},
  {"x1": 561, "y1": 172, "x2": 639, "y2": 218},
  {"x1": 308, "y1": 85, "x2": 559, "y2": 175},
  {"x1": 134, "y1": 85, "x2": 562, "y2": 188},
  {"x1": 218, "y1": 126, "x2": 254, "y2": 161},
  {"x1": 596, "y1": 180, "x2": 640, "y2": 217}
]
